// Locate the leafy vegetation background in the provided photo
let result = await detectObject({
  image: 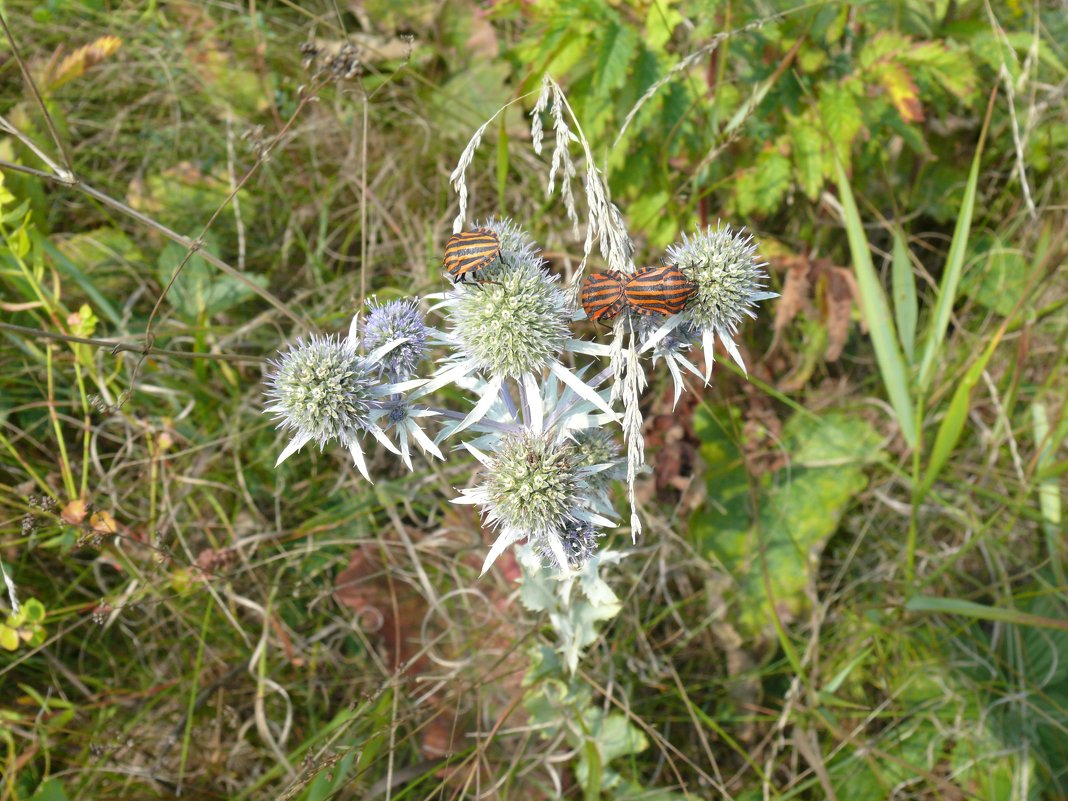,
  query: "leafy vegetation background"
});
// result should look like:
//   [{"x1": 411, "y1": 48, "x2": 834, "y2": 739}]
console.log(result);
[{"x1": 1, "y1": 1, "x2": 1066, "y2": 799}]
